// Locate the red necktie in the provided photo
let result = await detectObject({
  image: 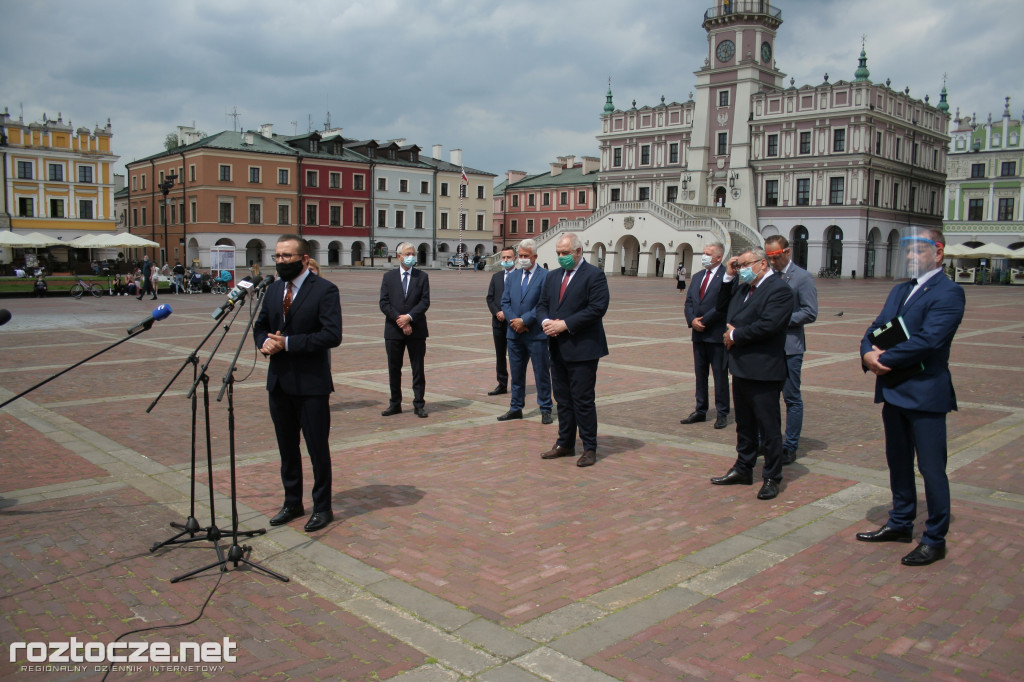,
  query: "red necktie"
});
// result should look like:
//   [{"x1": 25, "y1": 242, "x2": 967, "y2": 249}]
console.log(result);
[
  {"x1": 699, "y1": 269, "x2": 712, "y2": 300},
  {"x1": 558, "y1": 271, "x2": 570, "y2": 302},
  {"x1": 283, "y1": 281, "x2": 292, "y2": 316}
]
